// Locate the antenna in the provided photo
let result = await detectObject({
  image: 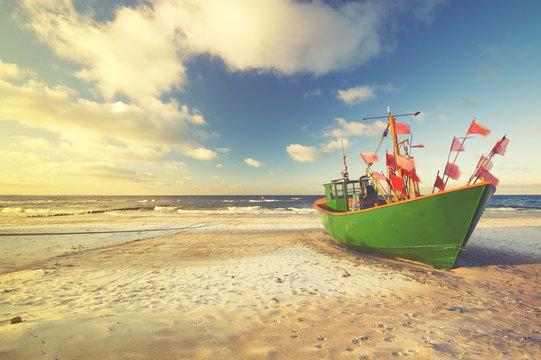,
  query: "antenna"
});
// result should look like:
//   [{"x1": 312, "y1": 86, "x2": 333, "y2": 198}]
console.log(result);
[
  {"x1": 341, "y1": 138, "x2": 349, "y2": 180},
  {"x1": 362, "y1": 111, "x2": 421, "y2": 122}
]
